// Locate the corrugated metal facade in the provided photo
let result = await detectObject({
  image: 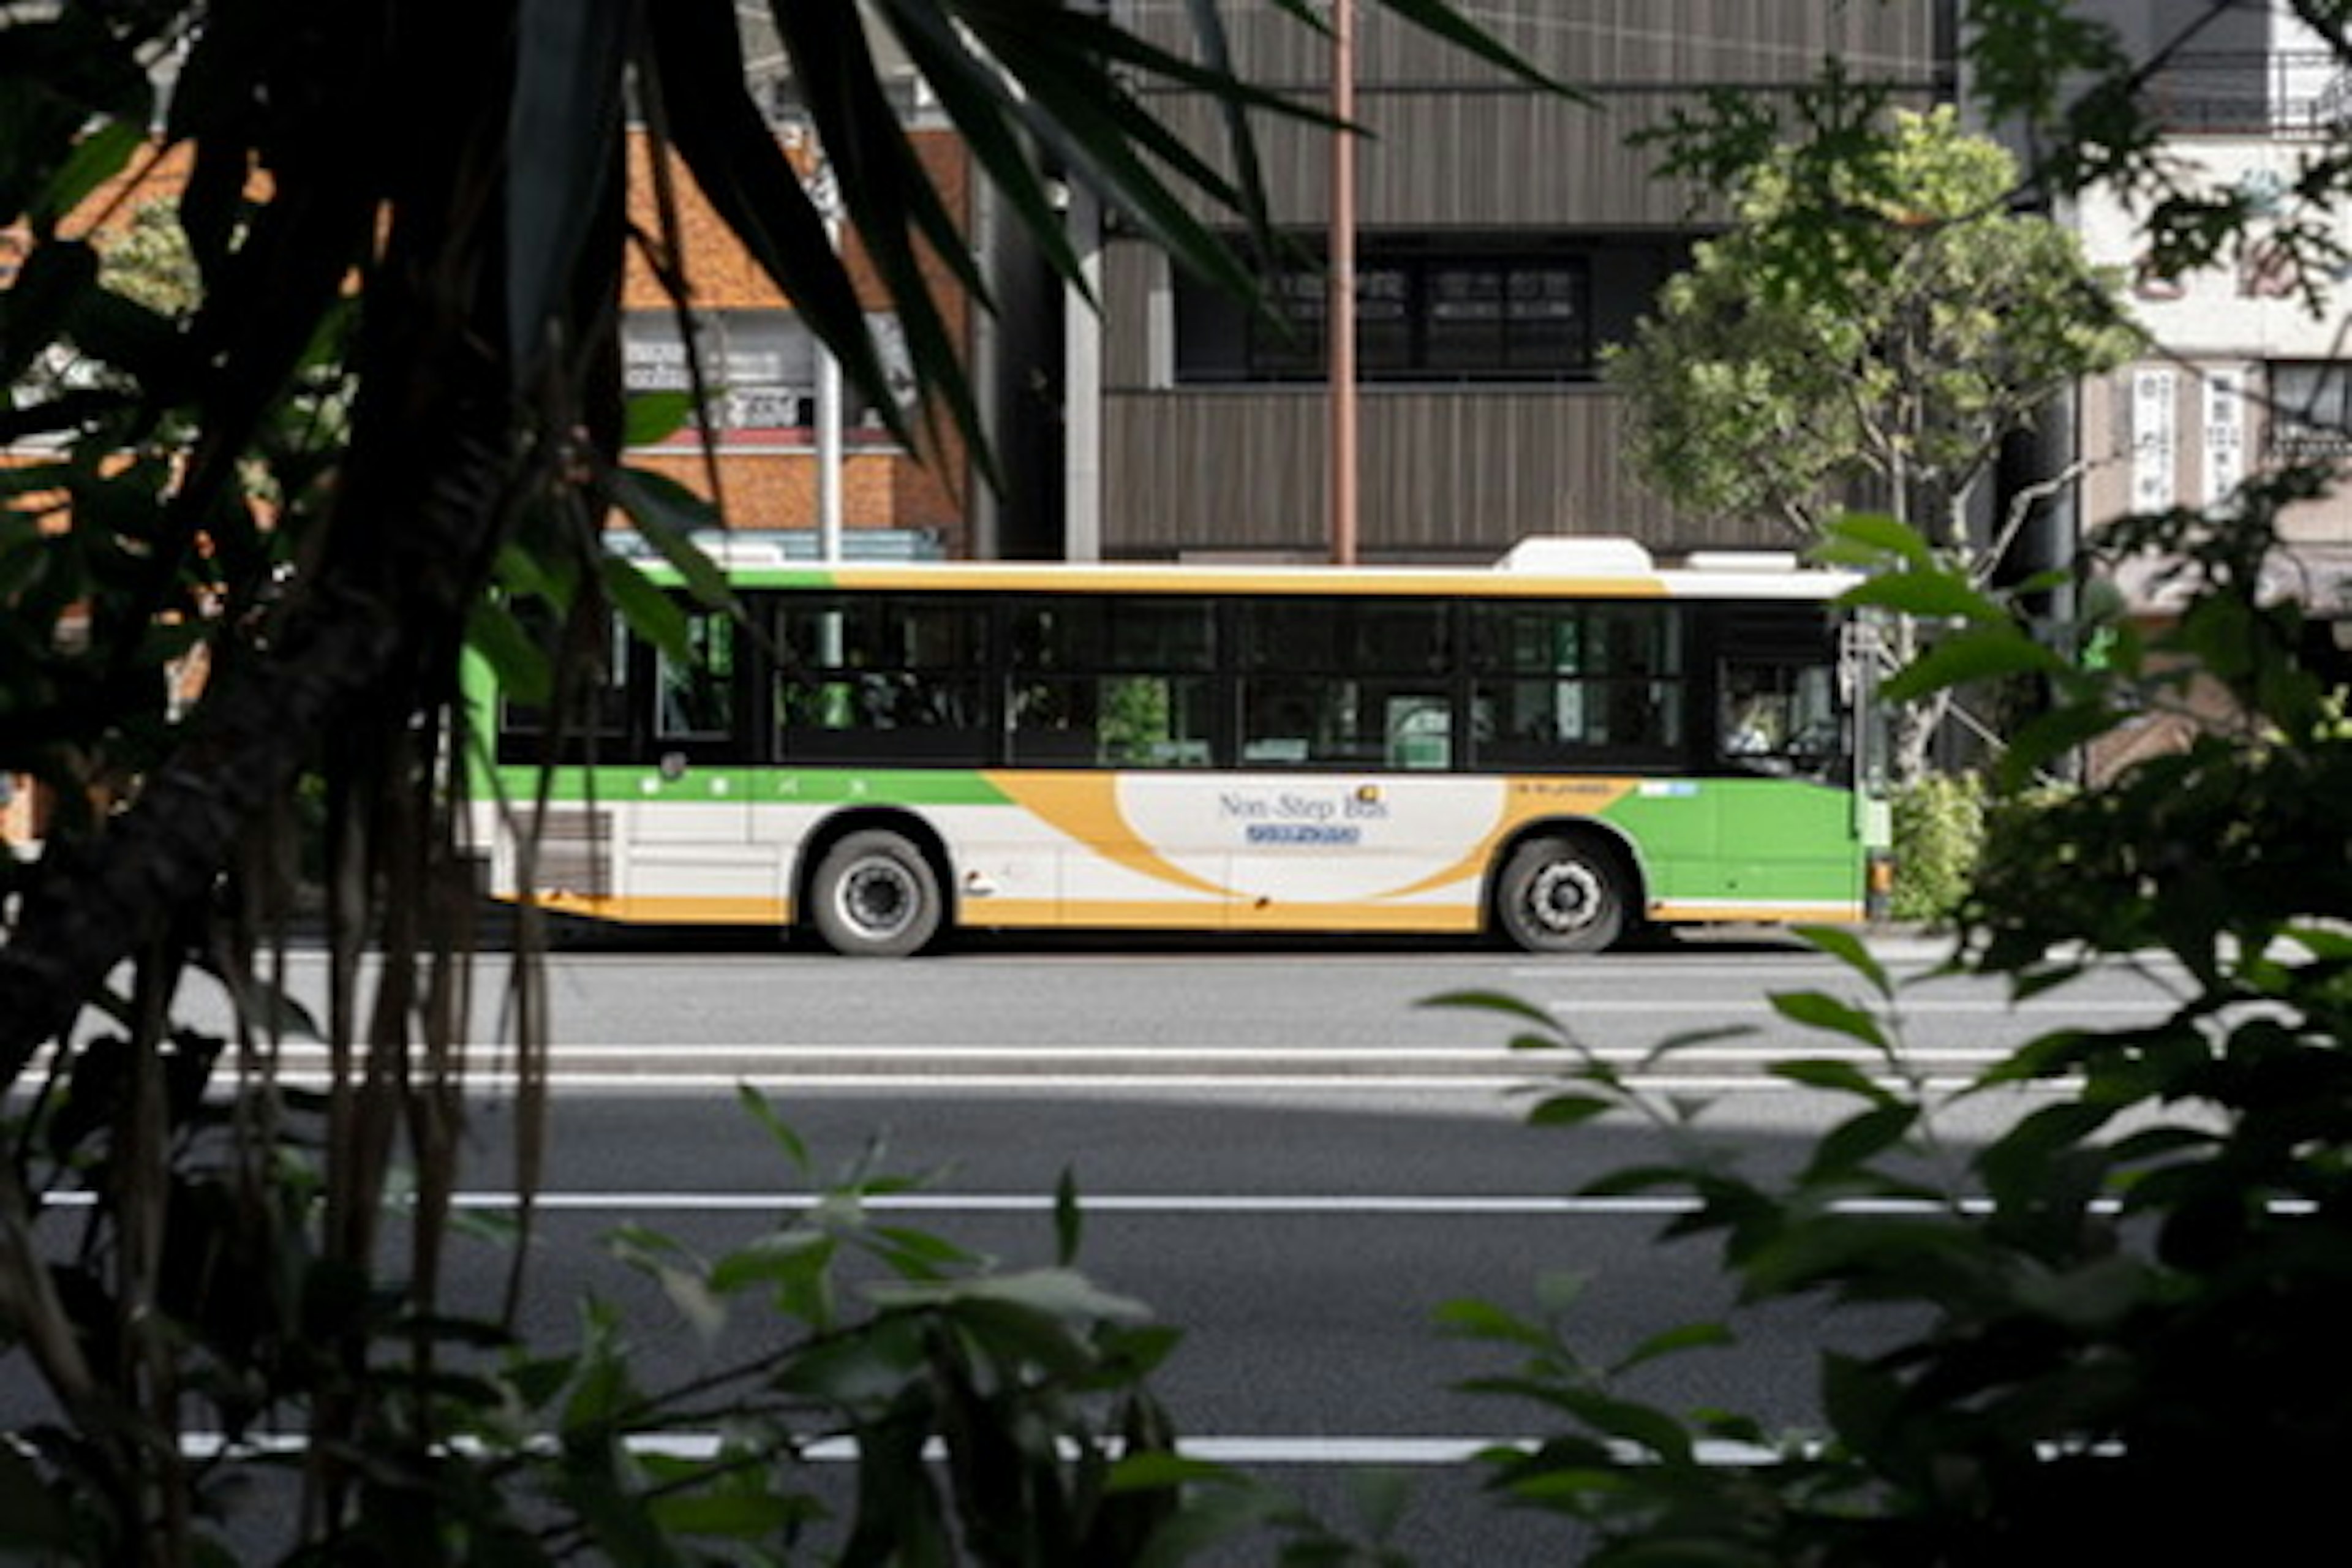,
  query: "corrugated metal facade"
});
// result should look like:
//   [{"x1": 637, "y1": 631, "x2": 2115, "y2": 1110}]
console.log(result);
[{"x1": 1090, "y1": 2, "x2": 1956, "y2": 561}]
